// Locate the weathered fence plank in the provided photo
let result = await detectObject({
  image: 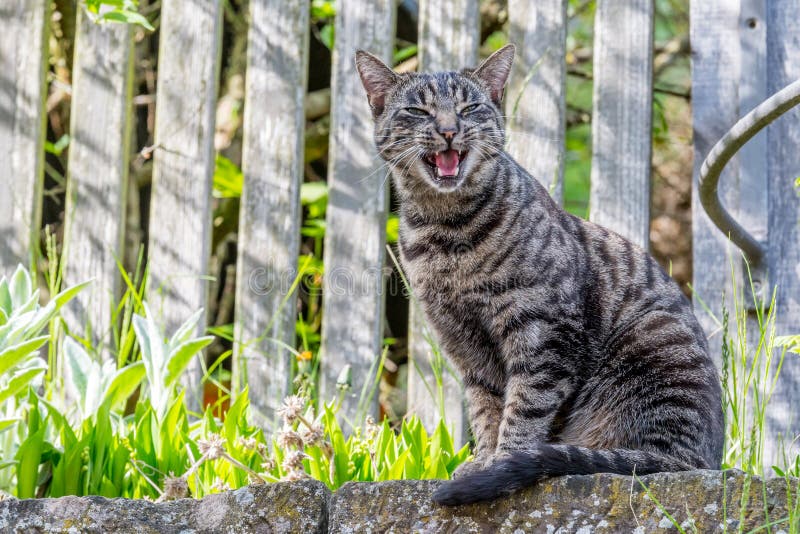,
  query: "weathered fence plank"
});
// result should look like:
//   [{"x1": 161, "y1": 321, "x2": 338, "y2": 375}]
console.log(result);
[
  {"x1": 590, "y1": 0, "x2": 654, "y2": 249},
  {"x1": 63, "y1": 10, "x2": 134, "y2": 352},
  {"x1": 407, "y1": 0, "x2": 480, "y2": 443},
  {"x1": 765, "y1": 0, "x2": 800, "y2": 465},
  {"x1": 506, "y1": 0, "x2": 567, "y2": 202},
  {"x1": 234, "y1": 0, "x2": 310, "y2": 426},
  {"x1": 148, "y1": 0, "x2": 223, "y2": 408},
  {"x1": 318, "y1": 0, "x2": 395, "y2": 422},
  {"x1": 0, "y1": 0, "x2": 48, "y2": 274},
  {"x1": 690, "y1": 2, "x2": 744, "y2": 336}
]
